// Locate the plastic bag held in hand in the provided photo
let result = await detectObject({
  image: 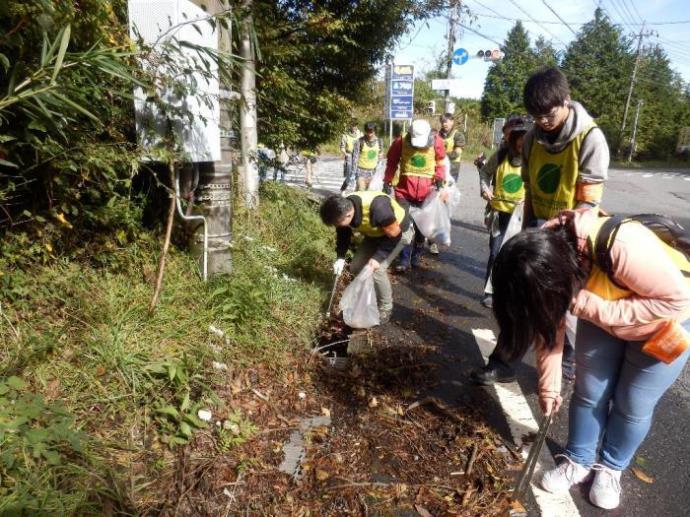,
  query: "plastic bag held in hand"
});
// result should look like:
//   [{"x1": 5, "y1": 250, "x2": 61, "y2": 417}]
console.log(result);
[
  {"x1": 339, "y1": 265, "x2": 380, "y2": 329},
  {"x1": 368, "y1": 164, "x2": 385, "y2": 192},
  {"x1": 411, "y1": 190, "x2": 452, "y2": 246}
]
